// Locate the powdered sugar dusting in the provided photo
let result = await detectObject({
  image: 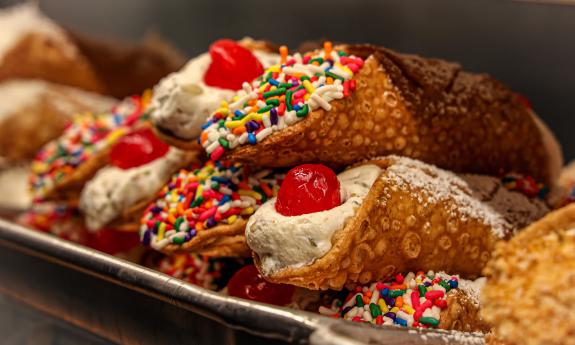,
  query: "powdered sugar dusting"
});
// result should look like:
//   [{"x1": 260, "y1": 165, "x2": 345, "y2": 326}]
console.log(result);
[
  {"x1": 436, "y1": 272, "x2": 485, "y2": 306},
  {"x1": 381, "y1": 156, "x2": 548, "y2": 239}
]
